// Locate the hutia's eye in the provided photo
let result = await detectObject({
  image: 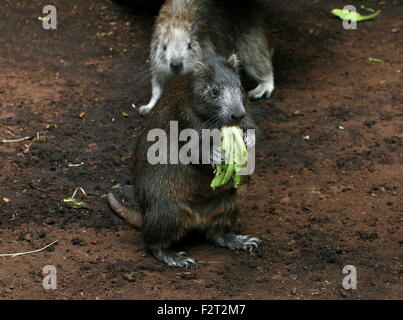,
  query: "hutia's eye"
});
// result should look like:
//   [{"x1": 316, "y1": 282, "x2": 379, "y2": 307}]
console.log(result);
[
  {"x1": 187, "y1": 42, "x2": 192, "y2": 50},
  {"x1": 211, "y1": 87, "x2": 220, "y2": 97}
]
